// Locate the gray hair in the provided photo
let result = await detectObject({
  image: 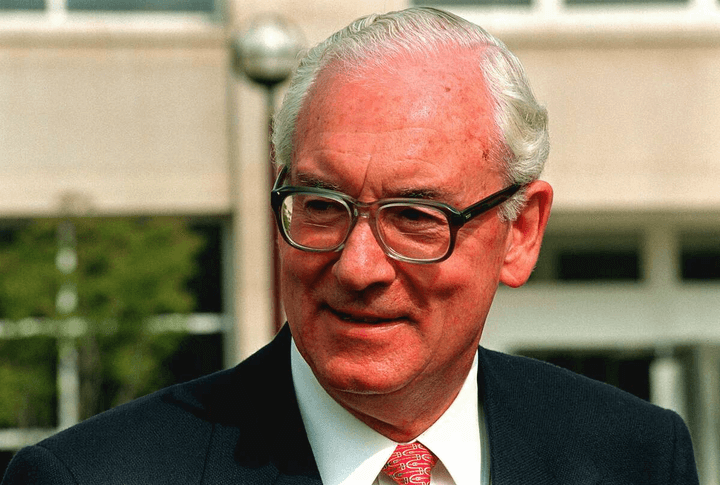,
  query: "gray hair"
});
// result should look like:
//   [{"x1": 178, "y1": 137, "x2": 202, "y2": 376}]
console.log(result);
[{"x1": 272, "y1": 7, "x2": 548, "y2": 220}]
